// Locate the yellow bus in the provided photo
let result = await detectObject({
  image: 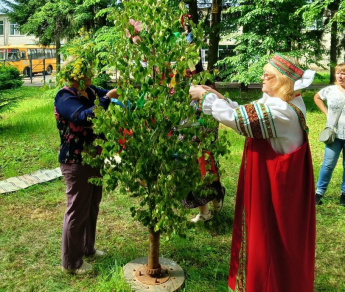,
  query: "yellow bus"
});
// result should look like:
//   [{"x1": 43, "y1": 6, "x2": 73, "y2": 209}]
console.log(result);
[{"x1": 0, "y1": 44, "x2": 56, "y2": 77}]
